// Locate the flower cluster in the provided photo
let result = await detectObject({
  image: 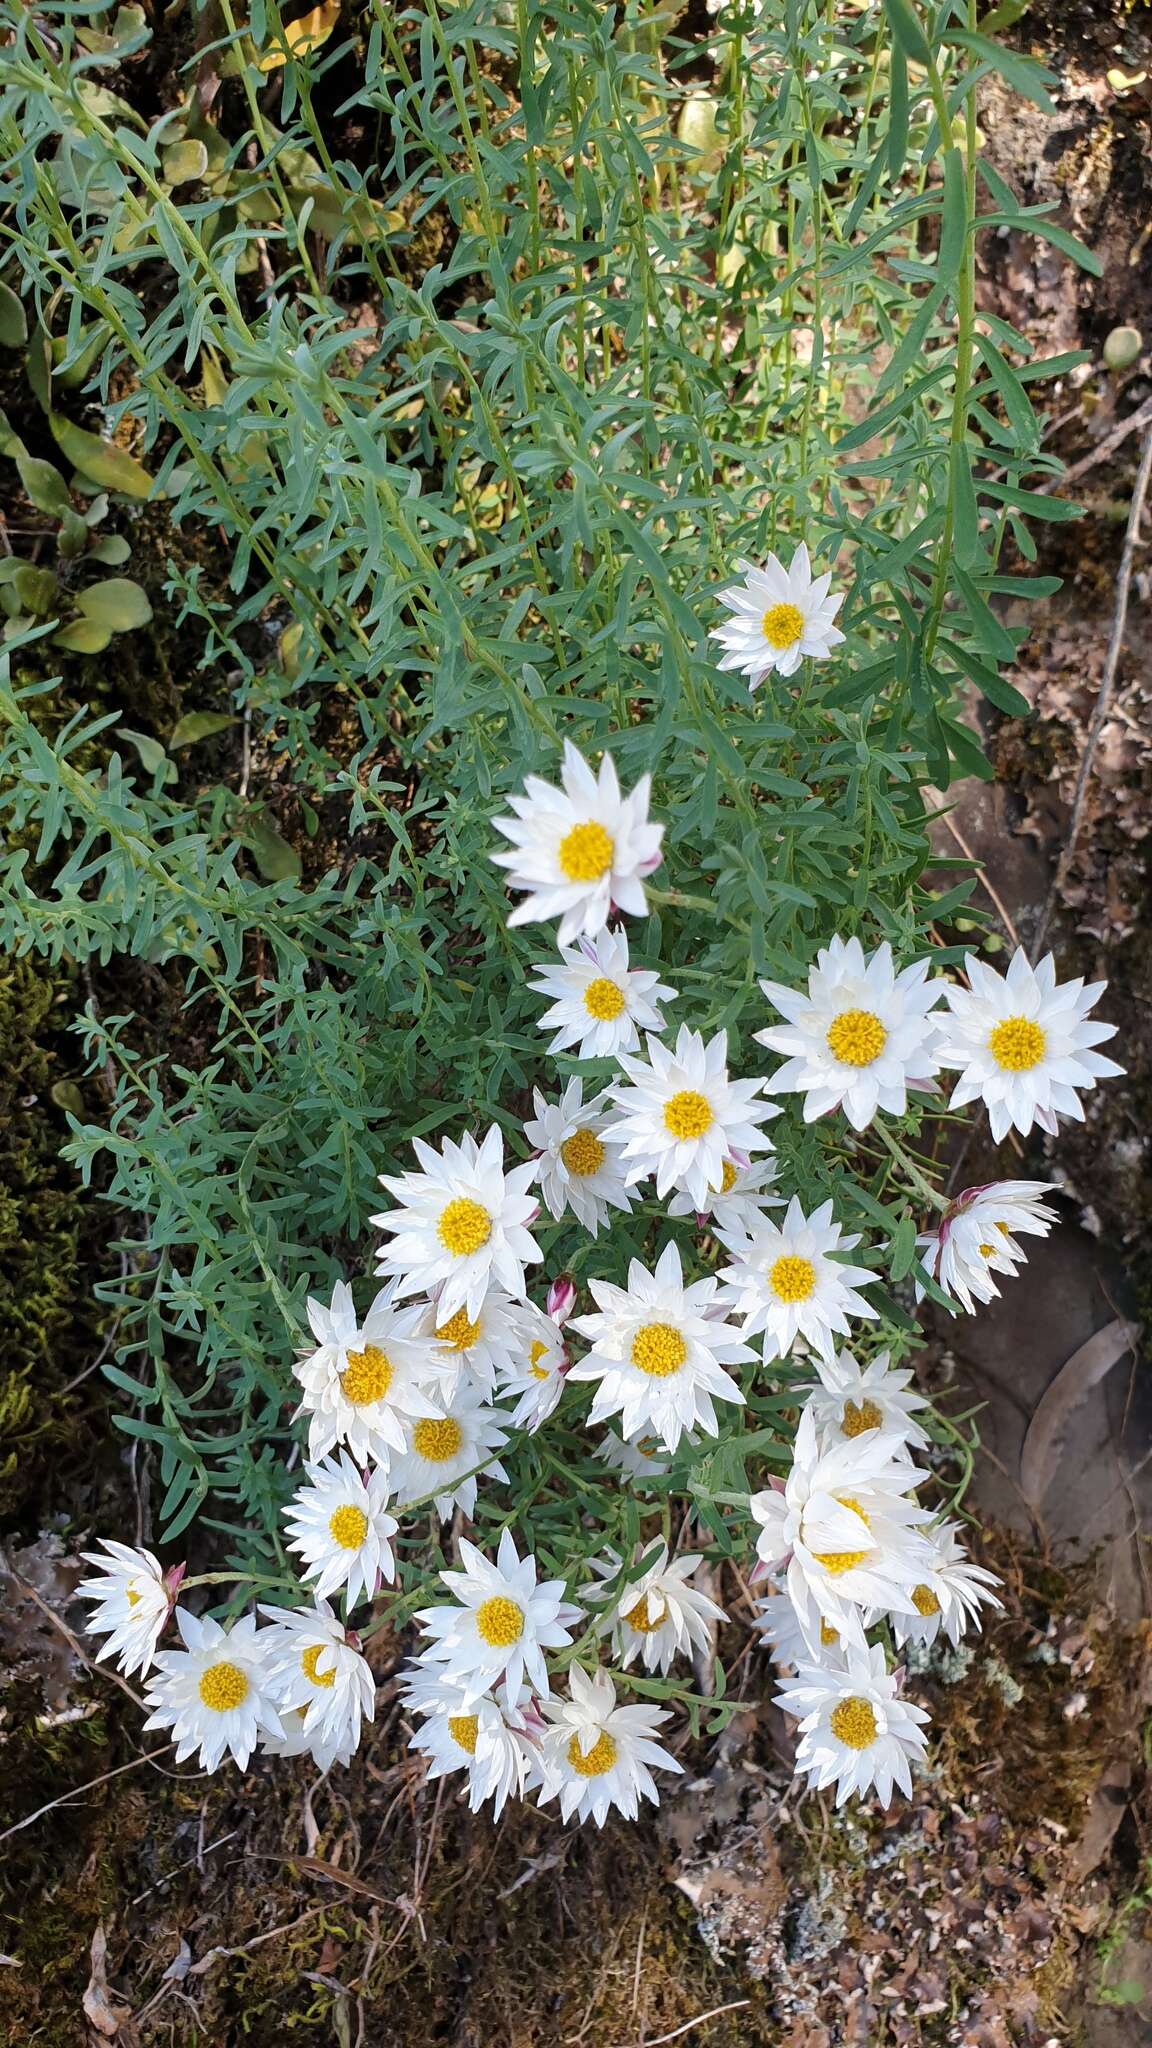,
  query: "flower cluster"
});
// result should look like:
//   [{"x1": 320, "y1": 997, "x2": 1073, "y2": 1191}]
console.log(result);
[{"x1": 79, "y1": 551, "x2": 1121, "y2": 1827}]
